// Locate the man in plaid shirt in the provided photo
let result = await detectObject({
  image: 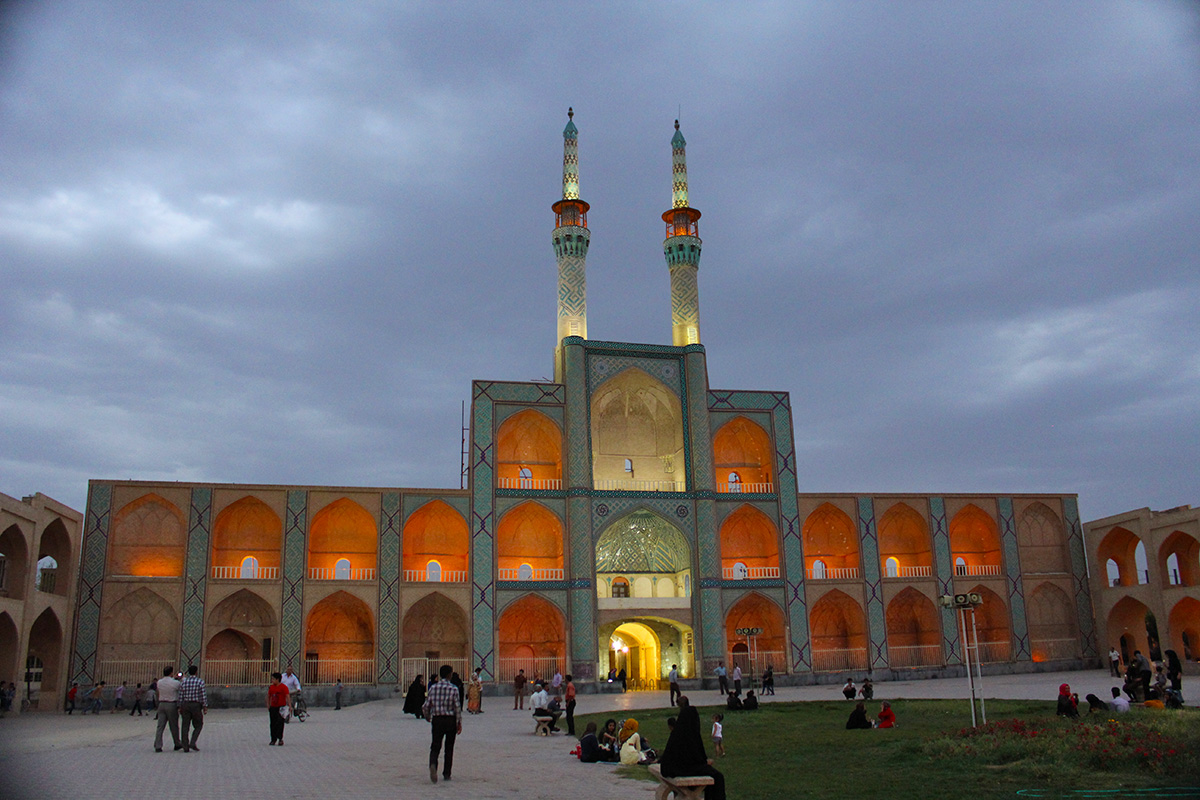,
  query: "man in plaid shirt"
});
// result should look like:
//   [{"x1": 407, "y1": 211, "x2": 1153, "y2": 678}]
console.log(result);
[
  {"x1": 421, "y1": 664, "x2": 462, "y2": 783},
  {"x1": 178, "y1": 664, "x2": 208, "y2": 753}
]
